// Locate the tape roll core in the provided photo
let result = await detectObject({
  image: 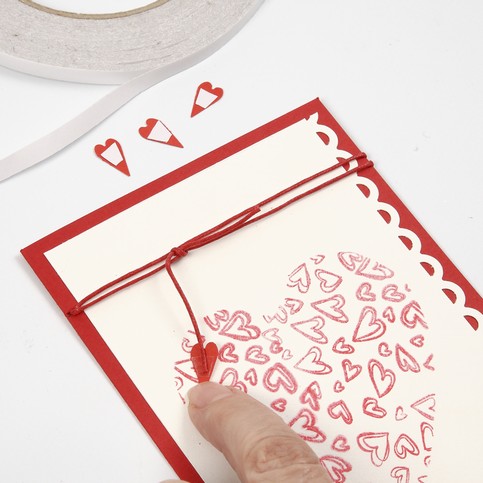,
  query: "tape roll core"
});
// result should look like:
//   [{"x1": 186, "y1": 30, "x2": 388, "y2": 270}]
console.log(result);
[{"x1": 19, "y1": 0, "x2": 170, "y2": 20}]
